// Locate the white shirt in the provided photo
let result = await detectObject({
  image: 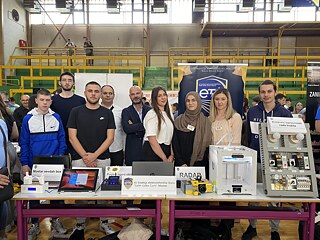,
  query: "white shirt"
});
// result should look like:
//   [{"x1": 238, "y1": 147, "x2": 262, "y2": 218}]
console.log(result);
[
  {"x1": 108, "y1": 105, "x2": 125, "y2": 152},
  {"x1": 143, "y1": 109, "x2": 174, "y2": 145}
]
